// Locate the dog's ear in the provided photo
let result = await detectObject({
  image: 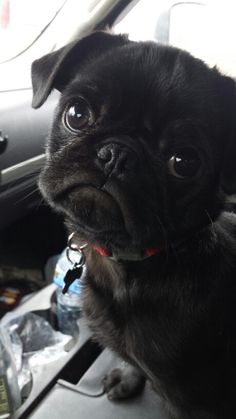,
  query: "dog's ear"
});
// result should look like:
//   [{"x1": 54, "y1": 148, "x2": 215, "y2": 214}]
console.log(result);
[
  {"x1": 31, "y1": 31, "x2": 128, "y2": 109},
  {"x1": 220, "y1": 76, "x2": 236, "y2": 195}
]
